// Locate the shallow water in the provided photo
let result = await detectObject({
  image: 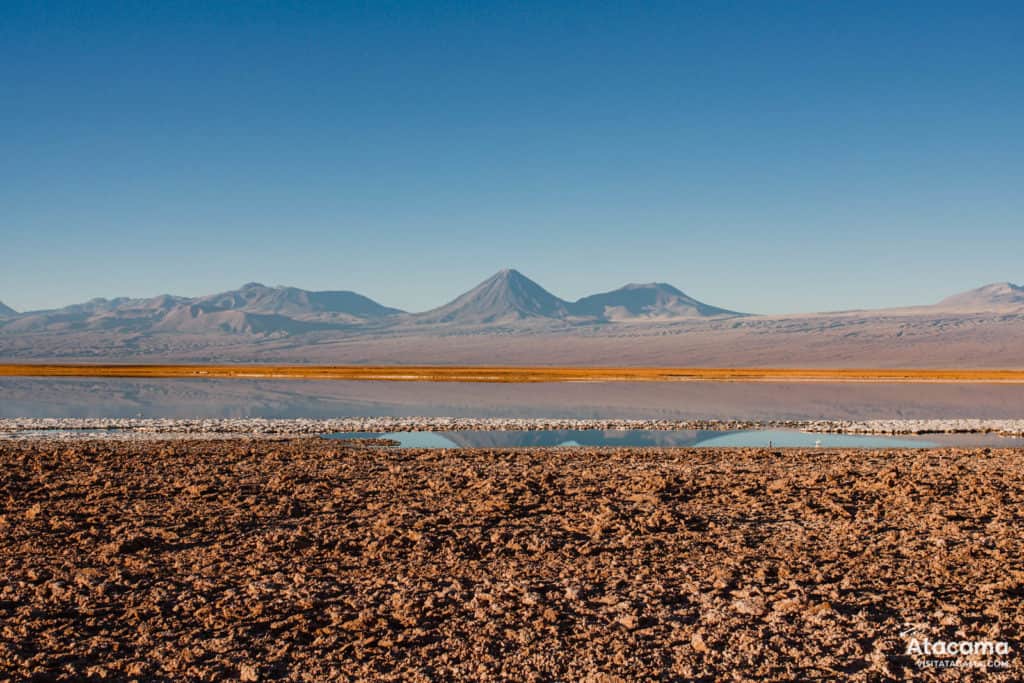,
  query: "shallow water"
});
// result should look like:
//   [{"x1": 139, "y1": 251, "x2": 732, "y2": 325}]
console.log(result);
[
  {"x1": 3, "y1": 377, "x2": 1024, "y2": 420},
  {"x1": 325, "y1": 429, "x2": 1012, "y2": 449}
]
